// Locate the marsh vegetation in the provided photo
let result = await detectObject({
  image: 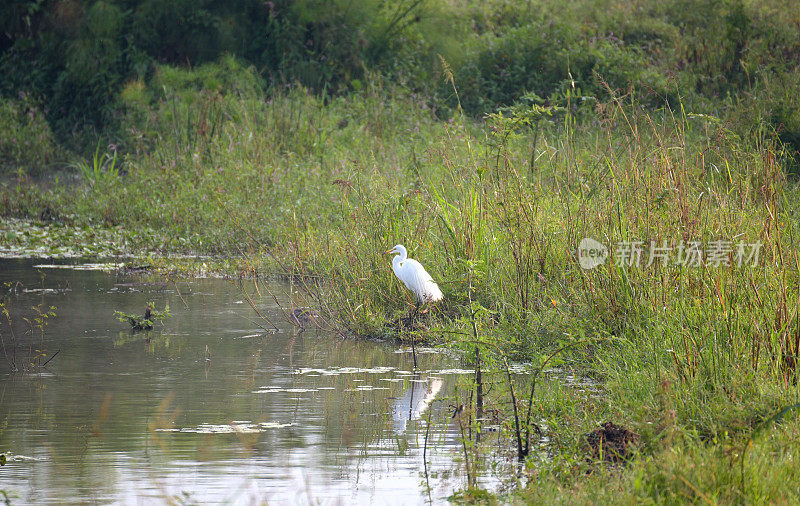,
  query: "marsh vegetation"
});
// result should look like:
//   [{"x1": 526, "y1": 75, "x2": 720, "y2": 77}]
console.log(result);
[{"x1": 2, "y1": 0, "x2": 800, "y2": 502}]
